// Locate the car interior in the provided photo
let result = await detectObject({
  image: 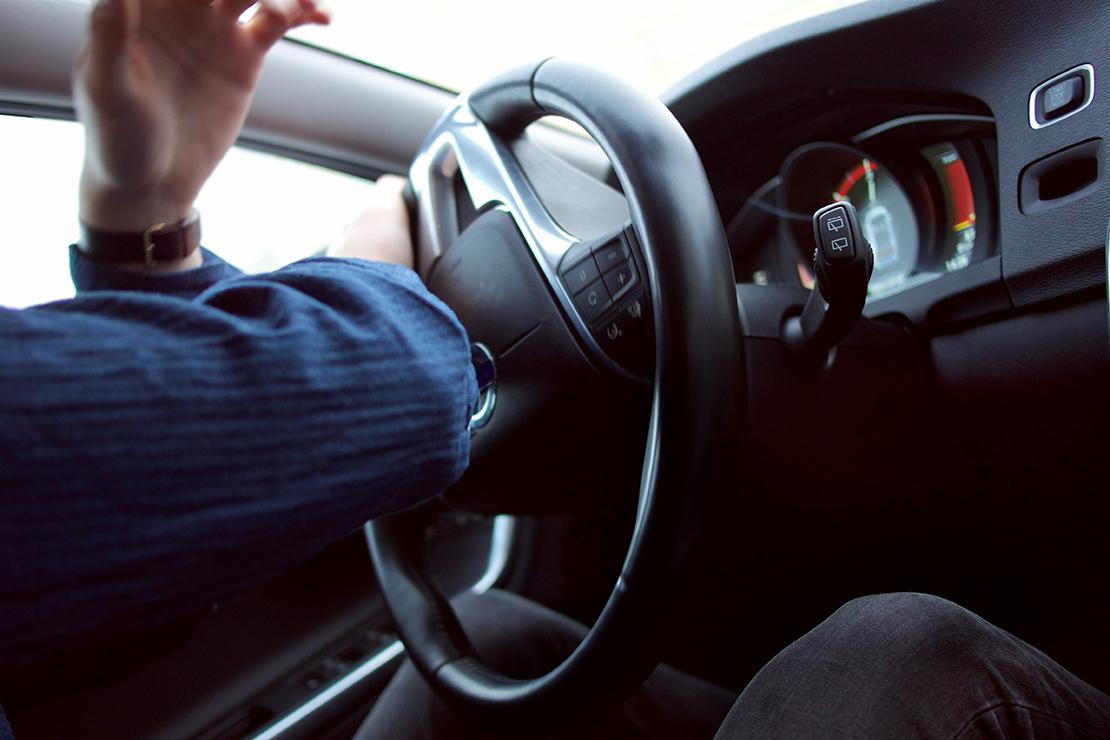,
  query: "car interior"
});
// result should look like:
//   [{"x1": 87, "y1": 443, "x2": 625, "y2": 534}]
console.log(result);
[{"x1": 1, "y1": 0, "x2": 1108, "y2": 738}]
